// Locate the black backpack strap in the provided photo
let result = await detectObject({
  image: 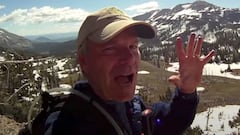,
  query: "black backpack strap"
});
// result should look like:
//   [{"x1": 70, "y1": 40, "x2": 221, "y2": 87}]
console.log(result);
[{"x1": 31, "y1": 91, "x2": 69, "y2": 135}]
